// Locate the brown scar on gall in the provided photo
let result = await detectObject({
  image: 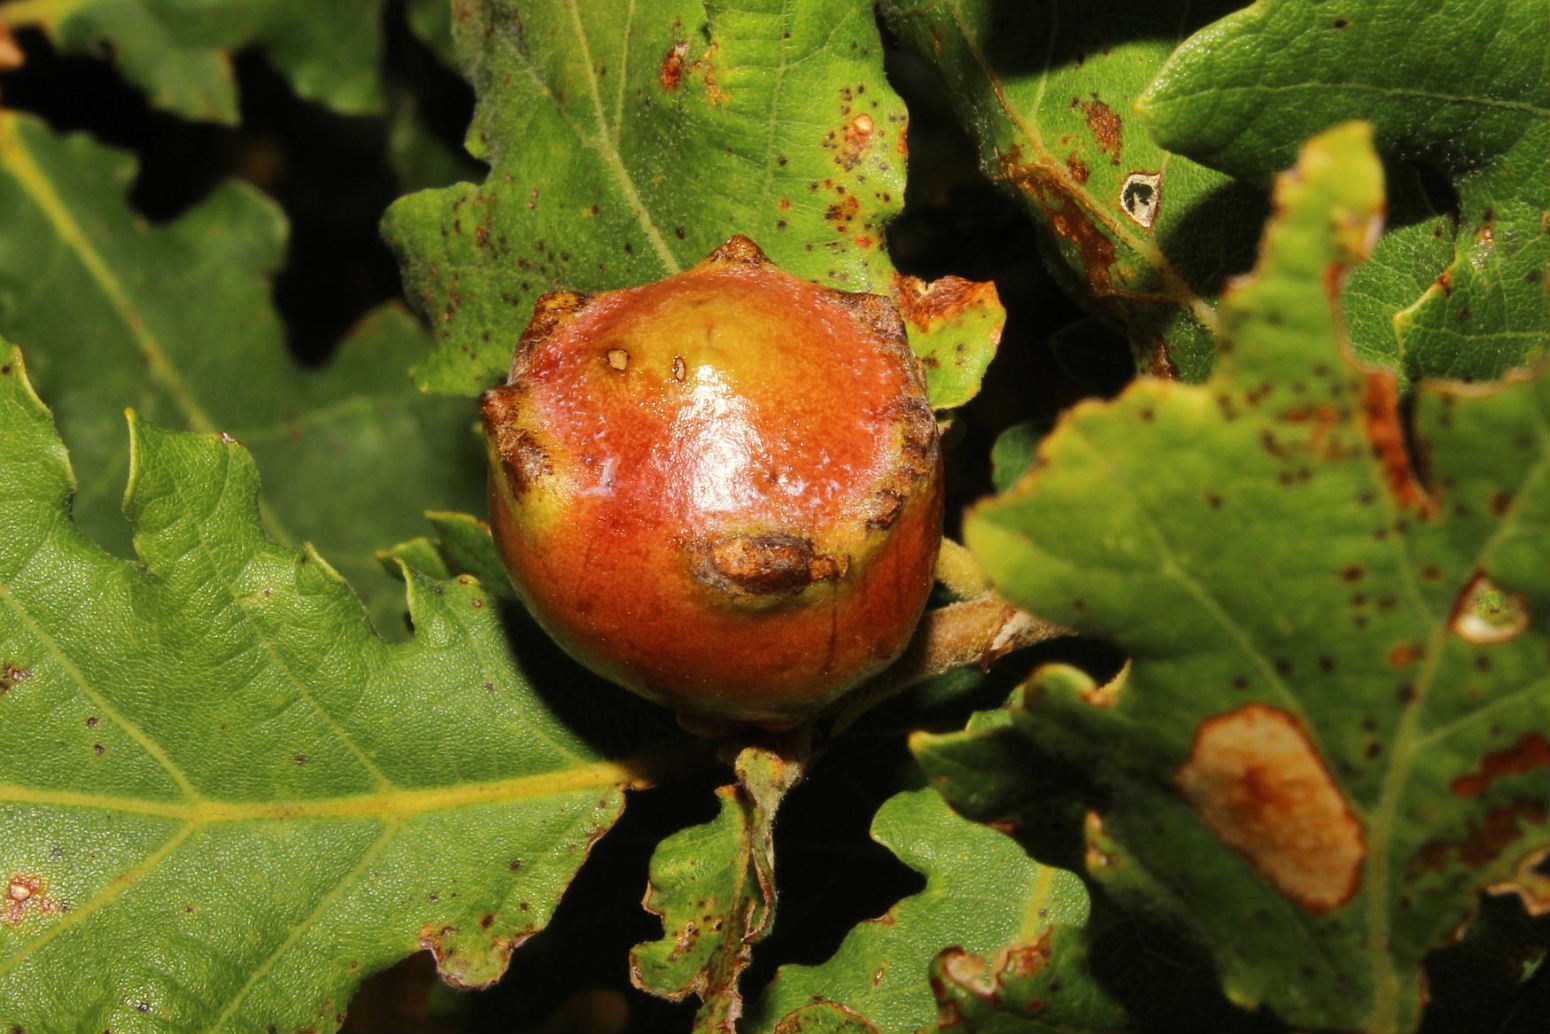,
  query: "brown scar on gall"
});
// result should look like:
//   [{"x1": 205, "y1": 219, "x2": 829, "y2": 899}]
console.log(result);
[
  {"x1": 1174, "y1": 703, "x2": 1366, "y2": 913},
  {"x1": 697, "y1": 534, "x2": 846, "y2": 597},
  {"x1": 482, "y1": 390, "x2": 552, "y2": 498}
]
